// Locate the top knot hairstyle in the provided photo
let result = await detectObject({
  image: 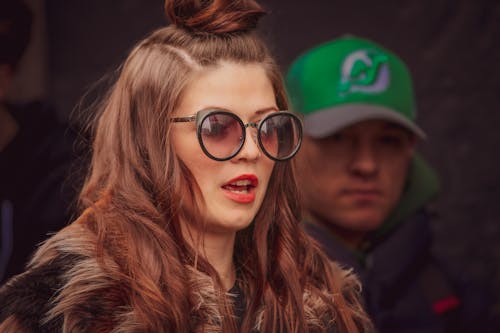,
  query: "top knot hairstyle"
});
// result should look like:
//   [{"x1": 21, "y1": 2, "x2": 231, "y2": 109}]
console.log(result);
[
  {"x1": 165, "y1": 0, "x2": 265, "y2": 33},
  {"x1": 22, "y1": 0, "x2": 374, "y2": 332}
]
